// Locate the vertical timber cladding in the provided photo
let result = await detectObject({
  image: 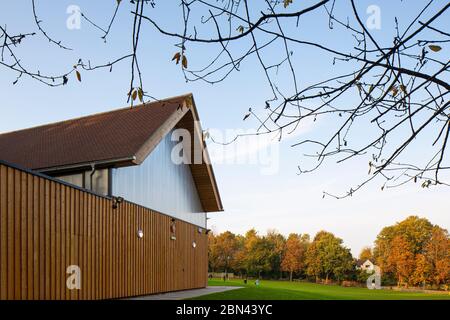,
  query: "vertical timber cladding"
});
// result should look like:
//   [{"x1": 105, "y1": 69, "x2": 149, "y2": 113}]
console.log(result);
[{"x1": 0, "y1": 162, "x2": 208, "y2": 300}]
